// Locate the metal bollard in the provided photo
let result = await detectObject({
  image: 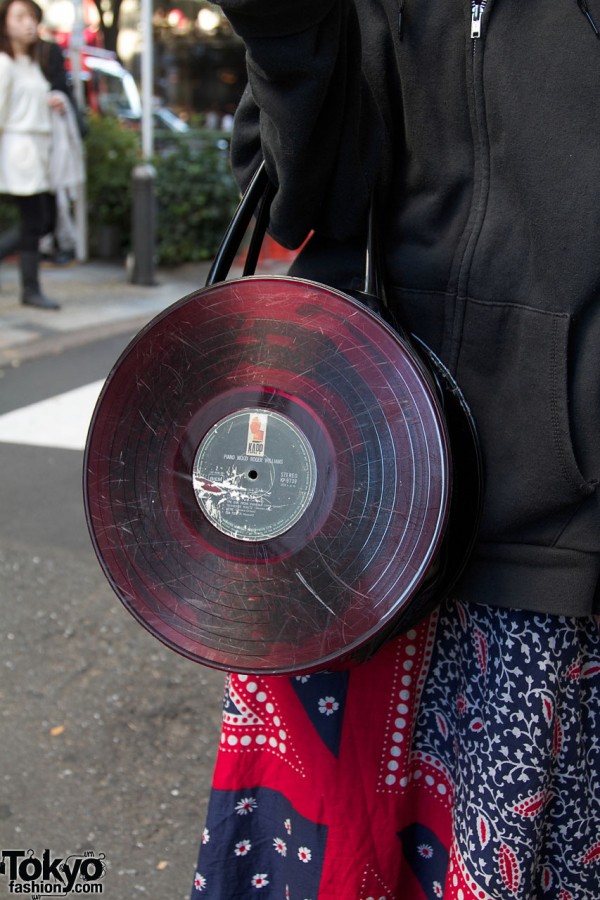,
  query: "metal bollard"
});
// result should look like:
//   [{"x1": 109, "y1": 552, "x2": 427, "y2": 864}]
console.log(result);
[{"x1": 130, "y1": 162, "x2": 157, "y2": 285}]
